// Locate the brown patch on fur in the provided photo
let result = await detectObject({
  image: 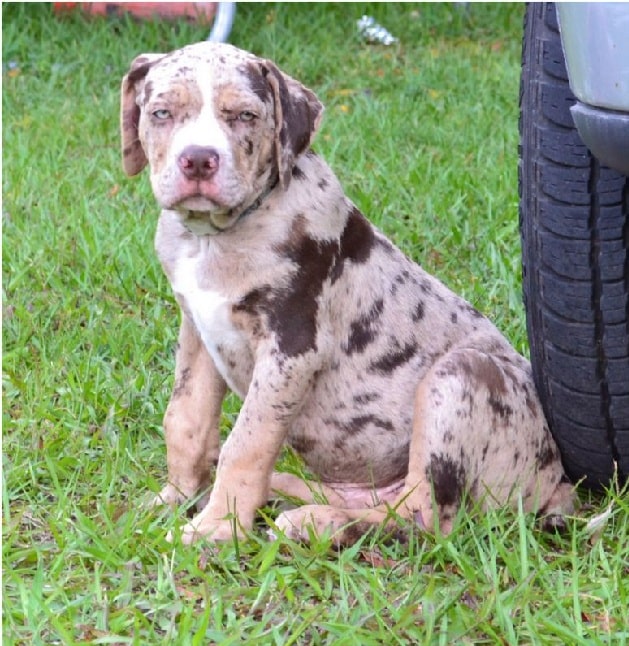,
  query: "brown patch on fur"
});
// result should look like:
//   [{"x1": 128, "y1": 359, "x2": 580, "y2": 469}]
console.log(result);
[
  {"x1": 263, "y1": 62, "x2": 323, "y2": 189},
  {"x1": 289, "y1": 434, "x2": 317, "y2": 455},
  {"x1": 234, "y1": 216, "x2": 338, "y2": 356},
  {"x1": 120, "y1": 53, "x2": 170, "y2": 176},
  {"x1": 330, "y1": 207, "x2": 375, "y2": 284},
  {"x1": 242, "y1": 61, "x2": 271, "y2": 103},
  {"x1": 339, "y1": 207, "x2": 375, "y2": 264},
  {"x1": 472, "y1": 355, "x2": 508, "y2": 395},
  {"x1": 464, "y1": 354, "x2": 515, "y2": 420}
]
